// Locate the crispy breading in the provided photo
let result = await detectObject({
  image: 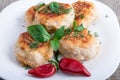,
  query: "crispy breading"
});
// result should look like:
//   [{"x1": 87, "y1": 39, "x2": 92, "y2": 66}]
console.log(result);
[
  {"x1": 59, "y1": 29, "x2": 99, "y2": 61},
  {"x1": 72, "y1": 1, "x2": 97, "y2": 27},
  {"x1": 25, "y1": 2, "x2": 75, "y2": 33},
  {"x1": 14, "y1": 32, "x2": 53, "y2": 68},
  {"x1": 25, "y1": 6, "x2": 38, "y2": 27}
]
